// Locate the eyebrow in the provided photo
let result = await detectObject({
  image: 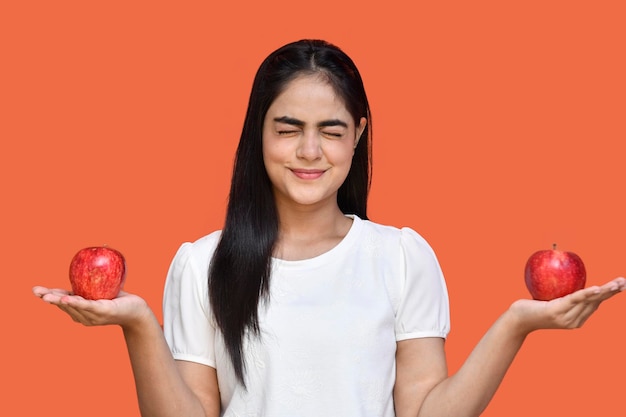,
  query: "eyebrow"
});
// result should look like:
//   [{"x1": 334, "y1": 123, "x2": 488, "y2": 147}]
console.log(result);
[{"x1": 273, "y1": 116, "x2": 348, "y2": 128}]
